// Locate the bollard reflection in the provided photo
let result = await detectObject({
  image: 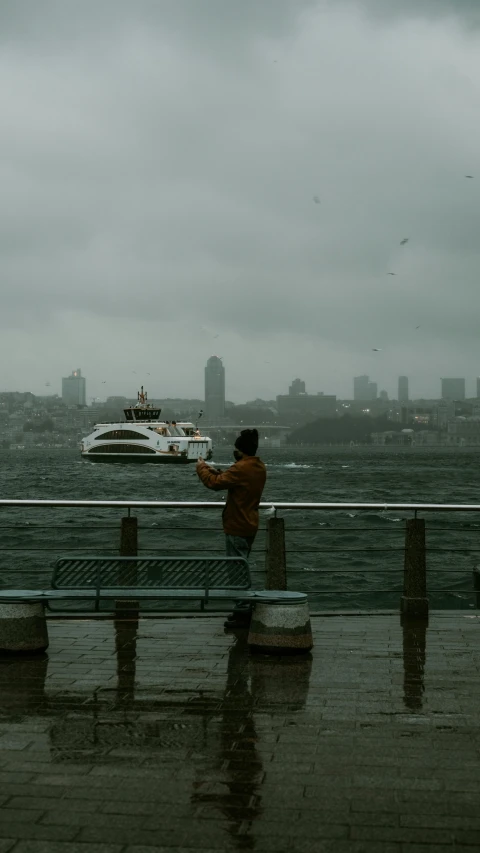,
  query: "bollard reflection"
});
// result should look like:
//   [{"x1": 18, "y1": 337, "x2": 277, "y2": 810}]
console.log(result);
[
  {"x1": 114, "y1": 614, "x2": 139, "y2": 705},
  {"x1": 0, "y1": 652, "x2": 48, "y2": 715},
  {"x1": 401, "y1": 618, "x2": 427, "y2": 712},
  {"x1": 250, "y1": 652, "x2": 312, "y2": 712}
]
